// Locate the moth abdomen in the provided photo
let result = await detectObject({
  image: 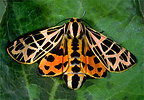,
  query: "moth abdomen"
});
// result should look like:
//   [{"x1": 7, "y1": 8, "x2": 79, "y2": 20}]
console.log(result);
[{"x1": 63, "y1": 73, "x2": 86, "y2": 90}]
